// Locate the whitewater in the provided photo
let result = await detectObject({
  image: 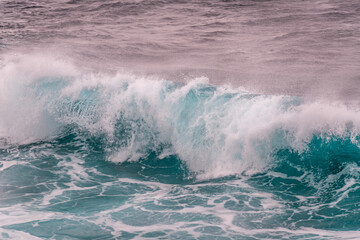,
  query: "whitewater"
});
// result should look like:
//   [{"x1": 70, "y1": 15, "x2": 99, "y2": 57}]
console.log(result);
[{"x1": 1, "y1": 0, "x2": 360, "y2": 239}]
